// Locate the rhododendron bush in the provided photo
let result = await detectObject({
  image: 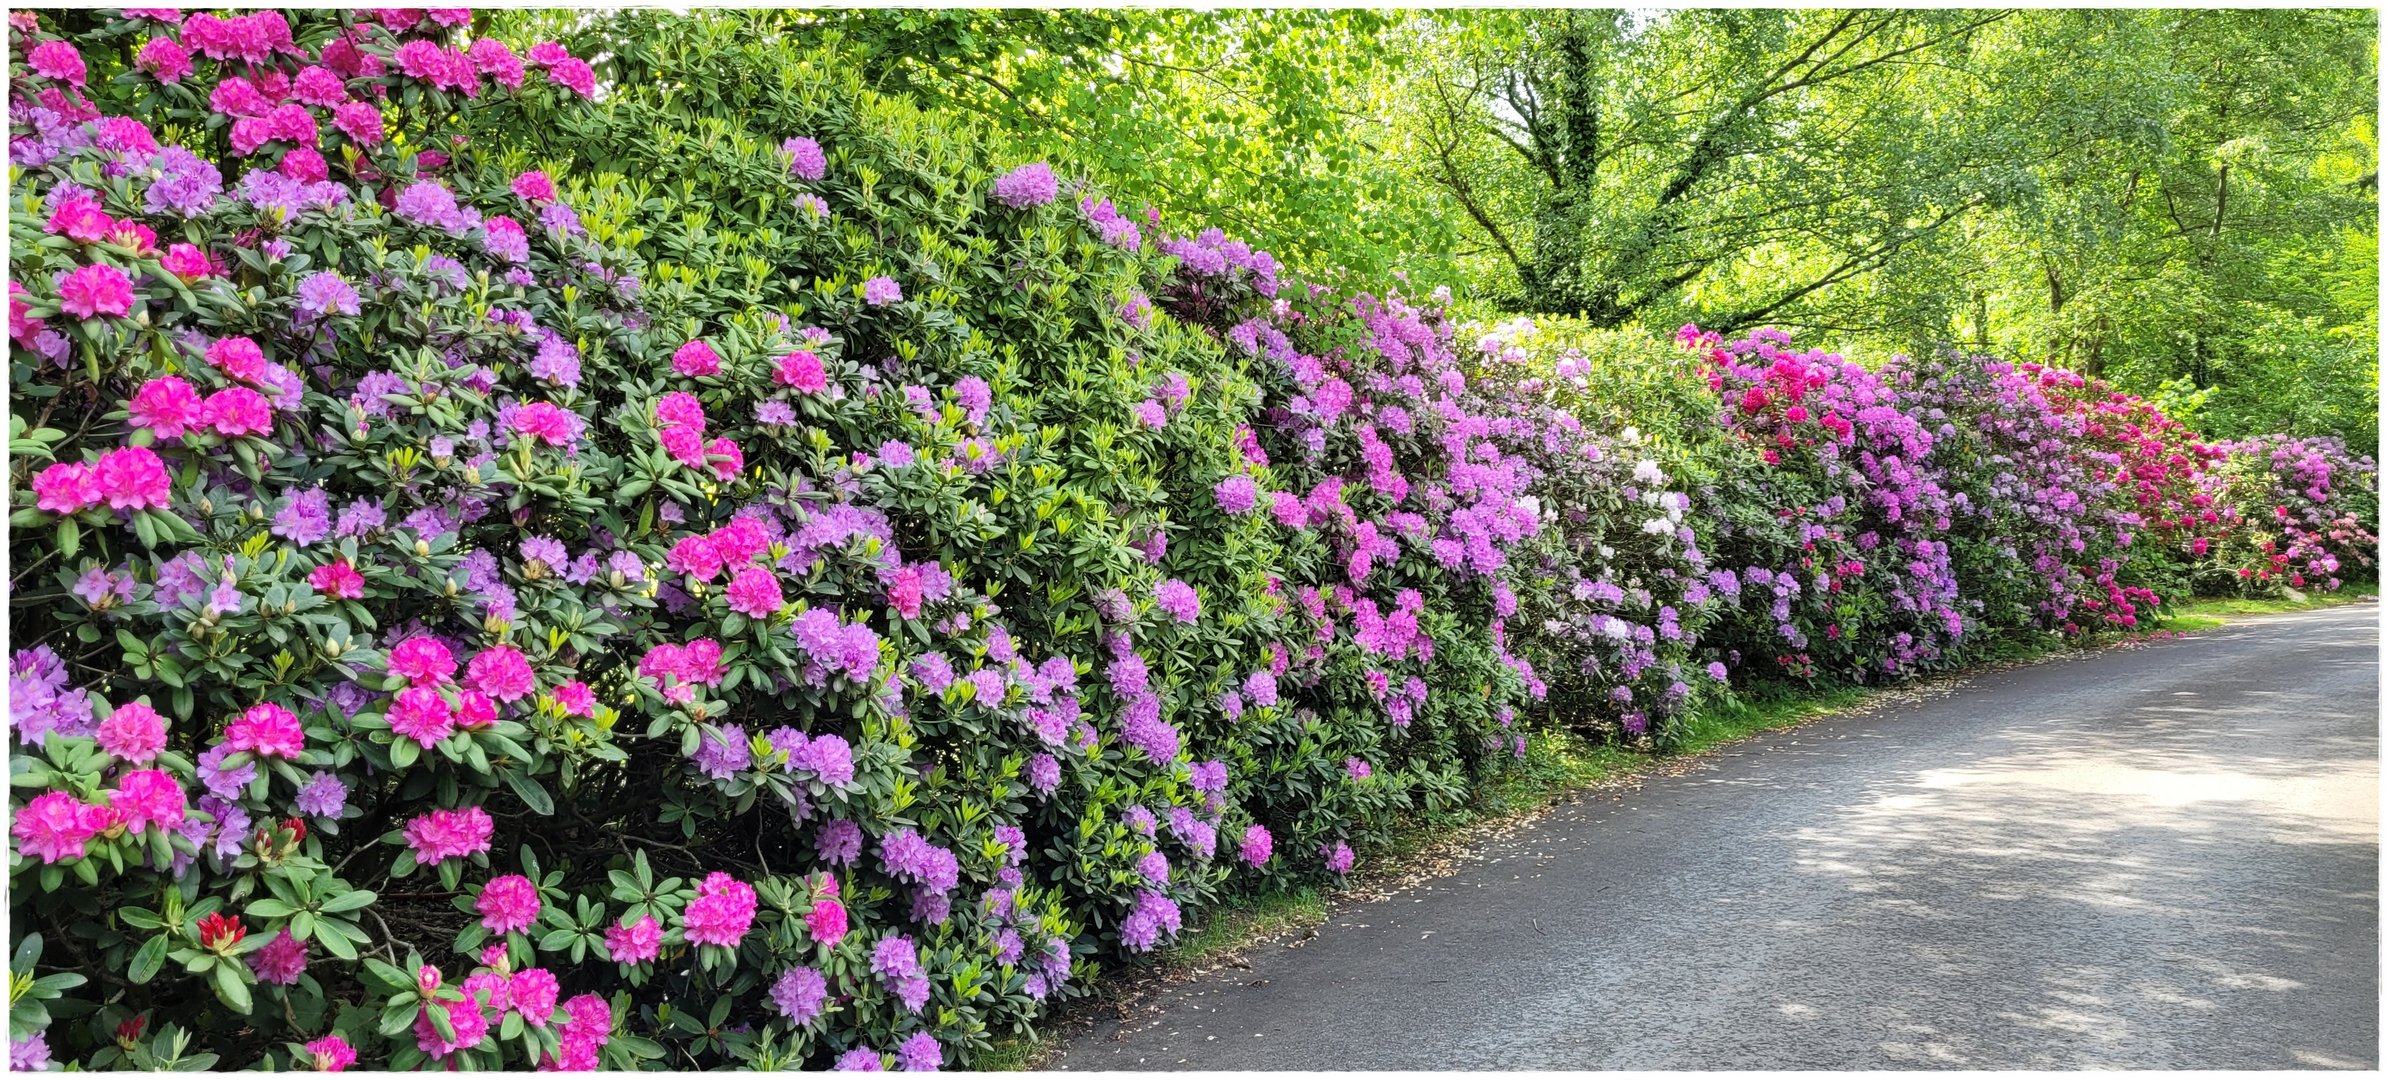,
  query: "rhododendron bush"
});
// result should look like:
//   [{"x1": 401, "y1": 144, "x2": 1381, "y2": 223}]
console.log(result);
[
  {"x1": 1678, "y1": 327, "x2": 1972, "y2": 680},
  {"x1": 1458, "y1": 319, "x2": 1729, "y2": 747},
  {"x1": 9, "y1": 7, "x2": 677, "y2": 1073},
  {"x1": 1483, "y1": 318, "x2": 2375, "y2": 690},
  {"x1": 1895, "y1": 356, "x2": 2203, "y2": 636},
  {"x1": 5, "y1": 8, "x2": 1546, "y2": 1072},
  {"x1": 2198, "y1": 434, "x2": 2379, "y2": 593},
  {"x1": 6, "y1": 8, "x2": 2376, "y2": 1075}
]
